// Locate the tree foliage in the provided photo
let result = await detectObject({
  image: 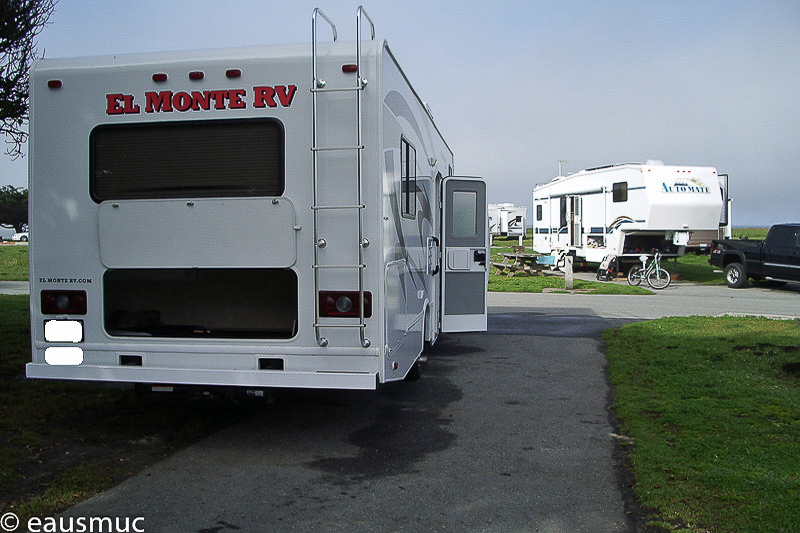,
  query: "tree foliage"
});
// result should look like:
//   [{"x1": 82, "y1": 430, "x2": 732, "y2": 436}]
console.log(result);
[
  {"x1": 0, "y1": 185, "x2": 28, "y2": 232},
  {"x1": 1, "y1": 0, "x2": 56, "y2": 158}
]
